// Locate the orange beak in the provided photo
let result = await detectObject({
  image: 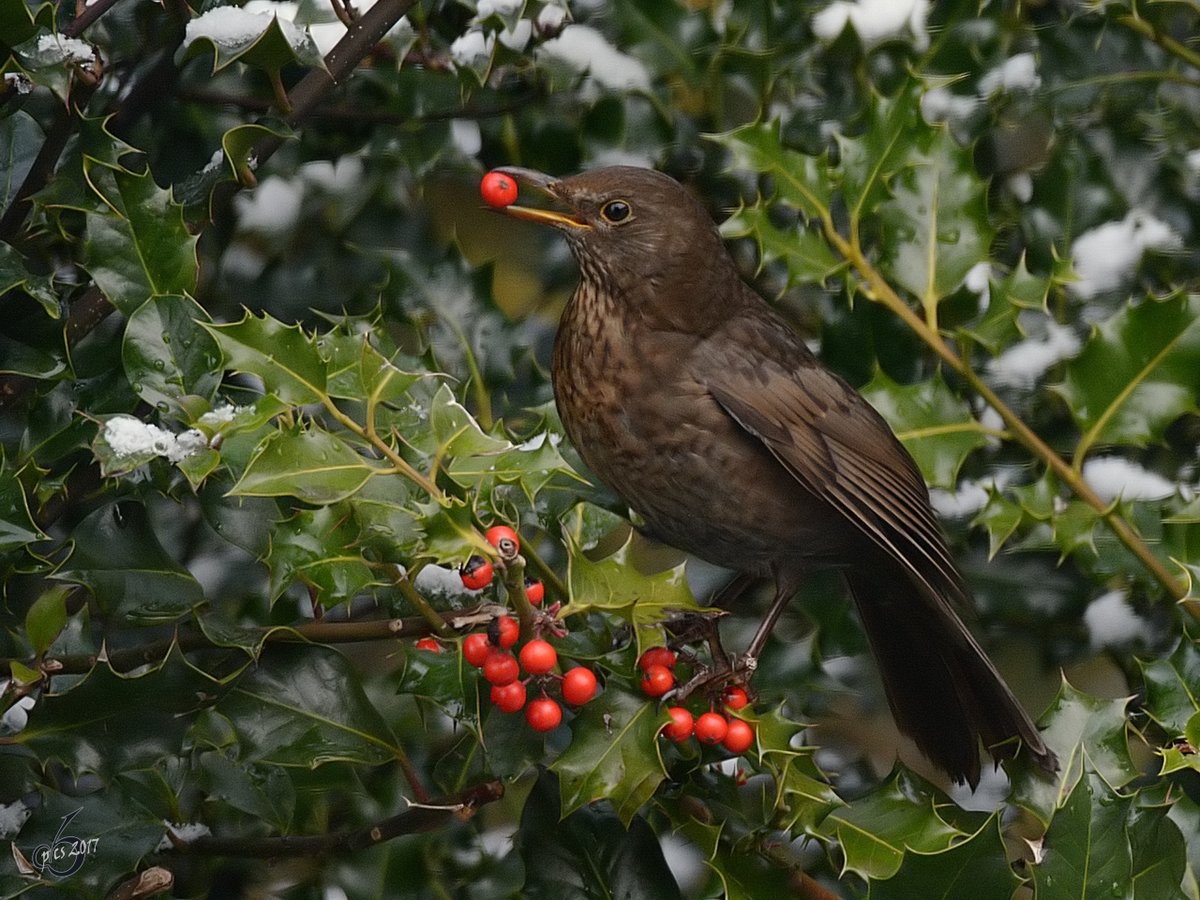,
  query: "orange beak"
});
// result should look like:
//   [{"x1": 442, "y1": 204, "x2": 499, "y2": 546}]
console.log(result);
[{"x1": 490, "y1": 167, "x2": 590, "y2": 231}]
